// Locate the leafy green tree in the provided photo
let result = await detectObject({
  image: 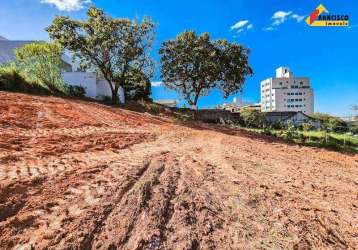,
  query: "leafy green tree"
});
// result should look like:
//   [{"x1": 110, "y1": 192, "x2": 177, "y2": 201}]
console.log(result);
[
  {"x1": 159, "y1": 31, "x2": 252, "y2": 107},
  {"x1": 123, "y1": 71, "x2": 151, "y2": 101},
  {"x1": 15, "y1": 42, "x2": 64, "y2": 92},
  {"x1": 47, "y1": 7, "x2": 155, "y2": 104}
]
